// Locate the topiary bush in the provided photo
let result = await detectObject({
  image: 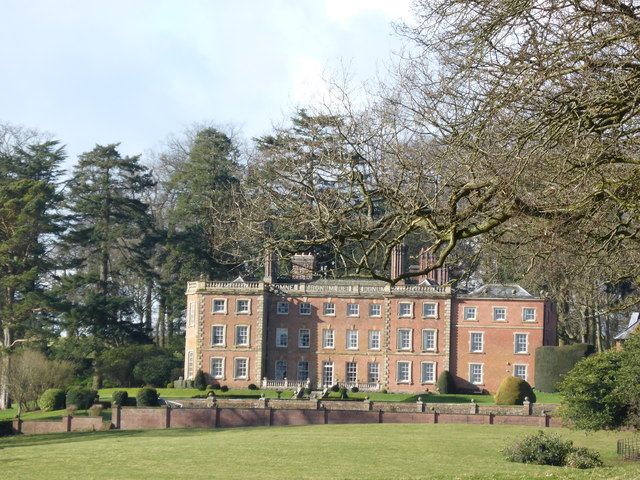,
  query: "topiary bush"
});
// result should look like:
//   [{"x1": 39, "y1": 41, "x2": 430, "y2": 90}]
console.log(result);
[
  {"x1": 330, "y1": 384, "x2": 340, "y2": 393},
  {"x1": 534, "y1": 344, "x2": 594, "y2": 392},
  {"x1": 194, "y1": 369, "x2": 207, "y2": 391},
  {"x1": 503, "y1": 431, "x2": 573, "y2": 466},
  {"x1": 220, "y1": 385, "x2": 229, "y2": 393},
  {"x1": 112, "y1": 390, "x2": 128, "y2": 406},
  {"x1": 248, "y1": 383, "x2": 258, "y2": 390},
  {"x1": 494, "y1": 376, "x2": 536, "y2": 405},
  {"x1": 0, "y1": 420, "x2": 14, "y2": 437},
  {"x1": 436, "y1": 370, "x2": 455, "y2": 394},
  {"x1": 211, "y1": 382, "x2": 221, "y2": 390},
  {"x1": 136, "y1": 387, "x2": 159, "y2": 407},
  {"x1": 350, "y1": 386, "x2": 359, "y2": 393},
  {"x1": 66, "y1": 386, "x2": 98, "y2": 410},
  {"x1": 38, "y1": 388, "x2": 66, "y2": 411}
]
